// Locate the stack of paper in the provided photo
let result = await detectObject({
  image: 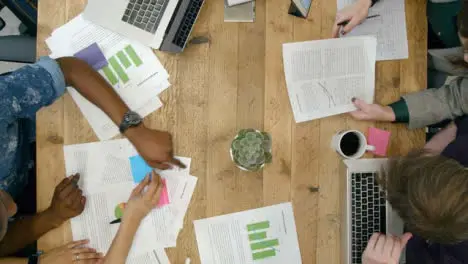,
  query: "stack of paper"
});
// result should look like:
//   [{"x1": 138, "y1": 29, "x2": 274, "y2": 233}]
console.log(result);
[
  {"x1": 46, "y1": 15, "x2": 170, "y2": 140},
  {"x1": 64, "y1": 139, "x2": 198, "y2": 263},
  {"x1": 337, "y1": 0, "x2": 408, "y2": 61},
  {"x1": 282, "y1": 36, "x2": 377, "y2": 123},
  {"x1": 194, "y1": 203, "x2": 302, "y2": 264}
]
